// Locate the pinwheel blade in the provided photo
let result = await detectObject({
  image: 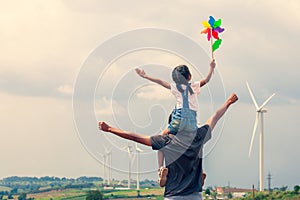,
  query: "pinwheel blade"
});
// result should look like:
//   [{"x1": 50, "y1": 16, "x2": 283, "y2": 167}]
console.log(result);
[
  {"x1": 202, "y1": 21, "x2": 211, "y2": 28},
  {"x1": 249, "y1": 113, "x2": 259, "y2": 157},
  {"x1": 208, "y1": 16, "x2": 215, "y2": 27},
  {"x1": 207, "y1": 30, "x2": 211, "y2": 41},
  {"x1": 201, "y1": 28, "x2": 209, "y2": 34},
  {"x1": 214, "y1": 26, "x2": 225, "y2": 33},
  {"x1": 212, "y1": 30, "x2": 219, "y2": 40},
  {"x1": 212, "y1": 39, "x2": 222, "y2": 52},
  {"x1": 214, "y1": 19, "x2": 222, "y2": 28}
]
